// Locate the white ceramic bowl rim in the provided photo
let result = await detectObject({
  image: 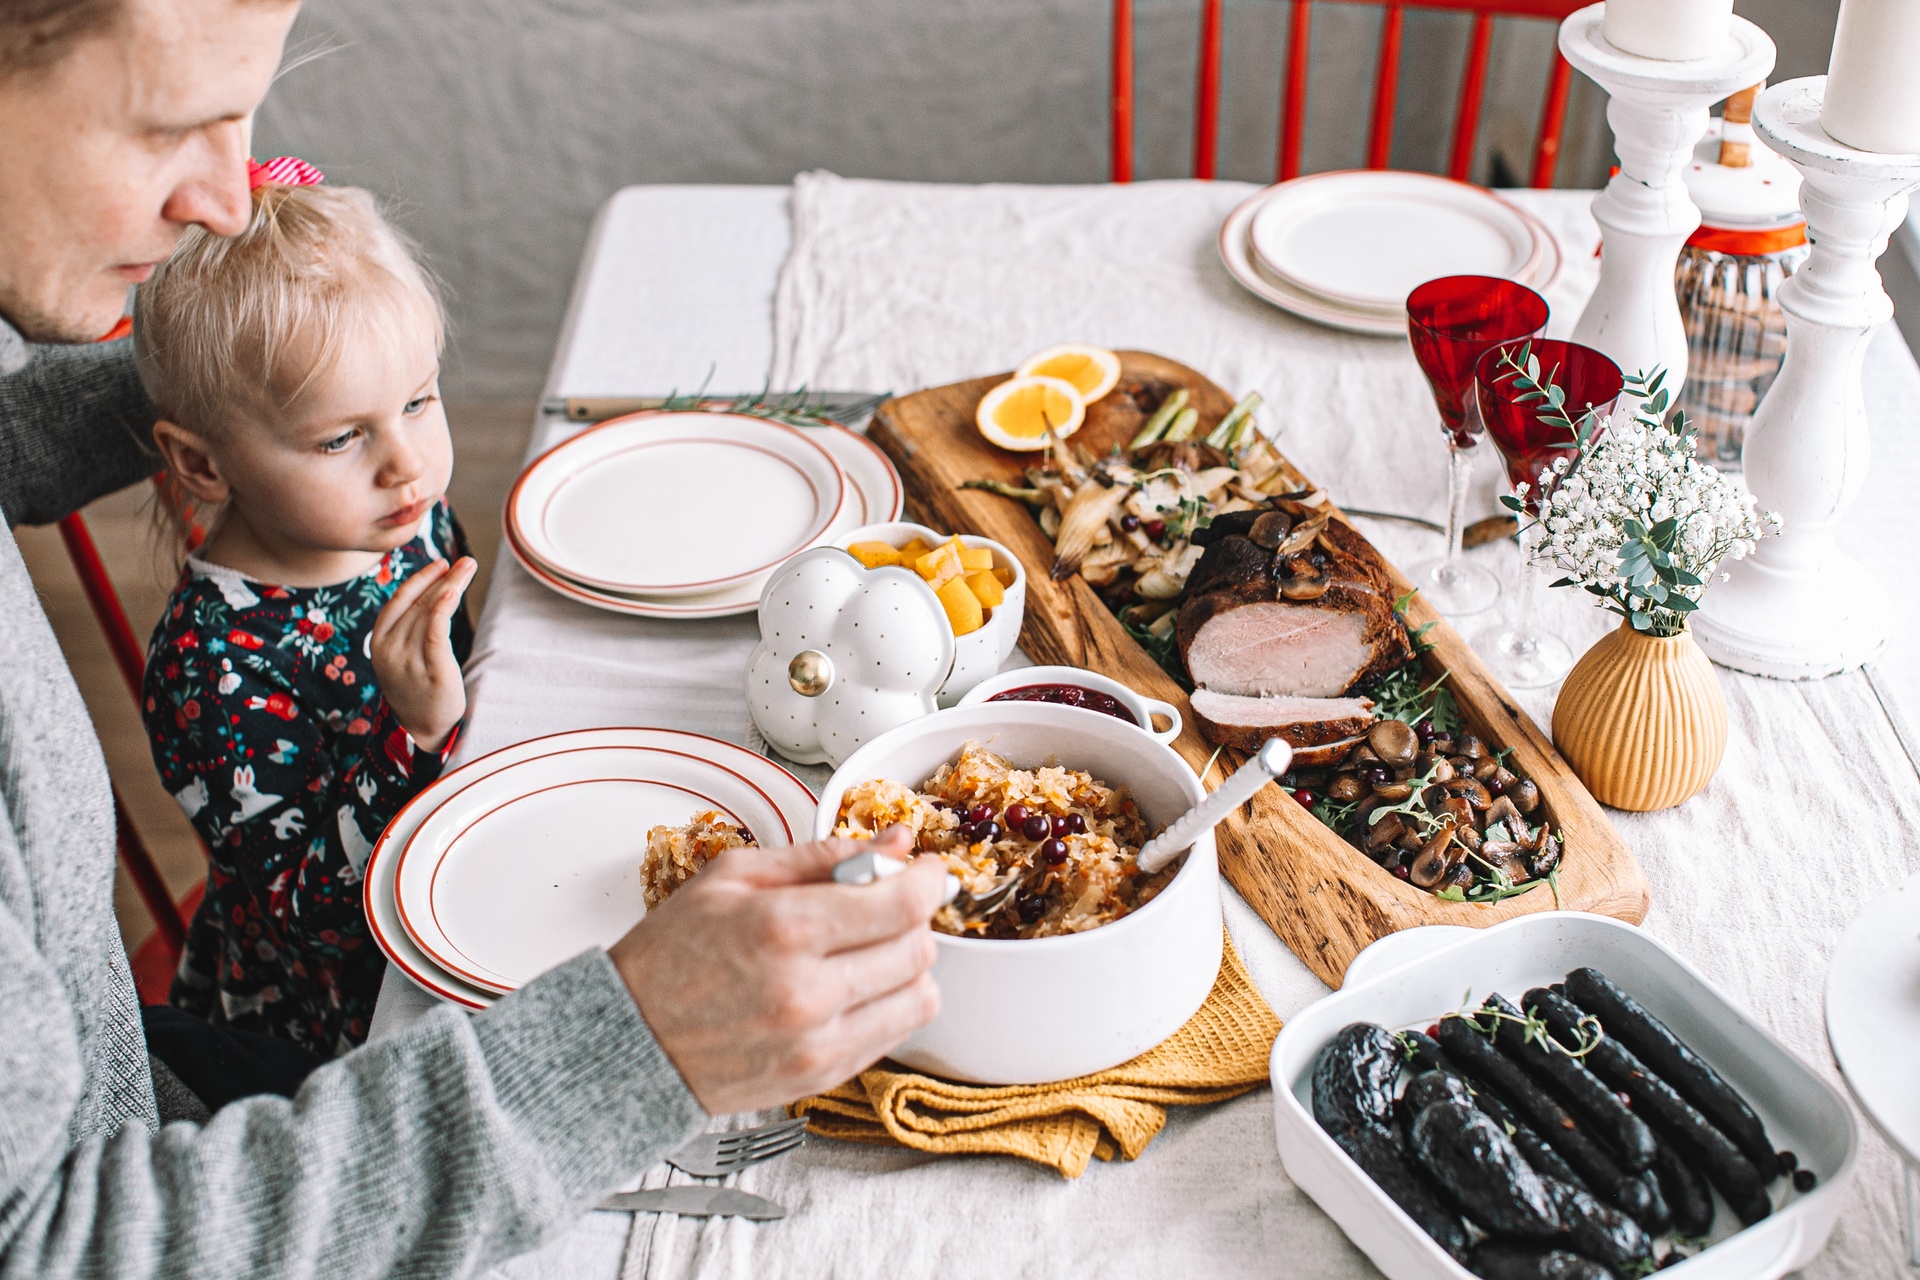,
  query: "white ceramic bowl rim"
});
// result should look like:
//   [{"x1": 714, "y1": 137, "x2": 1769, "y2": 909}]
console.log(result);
[
  {"x1": 959, "y1": 664, "x2": 1181, "y2": 734},
  {"x1": 817, "y1": 702, "x2": 1209, "y2": 954}
]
